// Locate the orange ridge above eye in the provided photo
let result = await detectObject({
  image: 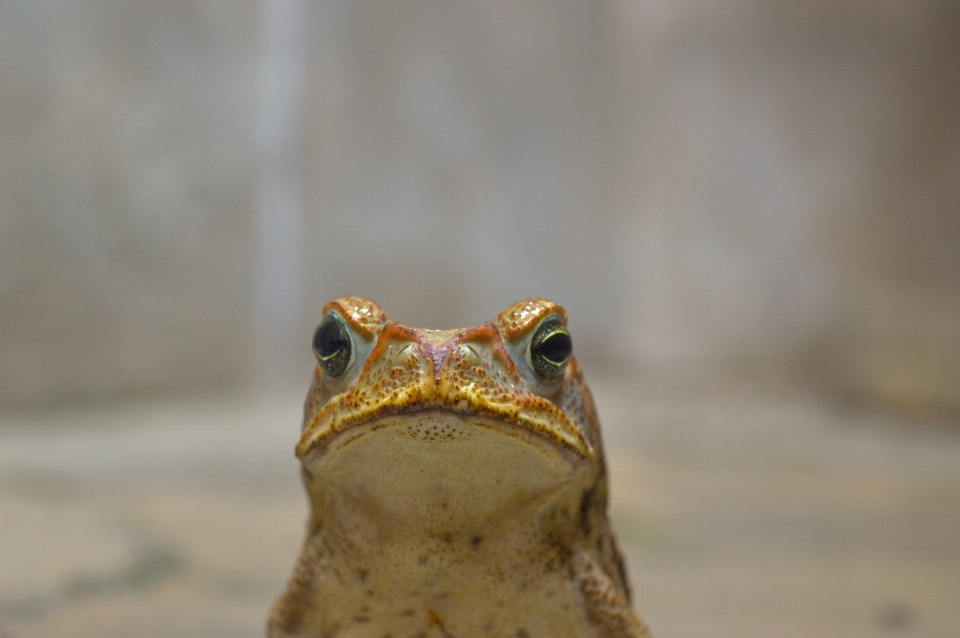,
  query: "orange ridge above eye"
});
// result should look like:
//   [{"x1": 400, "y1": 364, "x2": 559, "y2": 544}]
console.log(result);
[
  {"x1": 321, "y1": 297, "x2": 390, "y2": 338},
  {"x1": 495, "y1": 298, "x2": 567, "y2": 340}
]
